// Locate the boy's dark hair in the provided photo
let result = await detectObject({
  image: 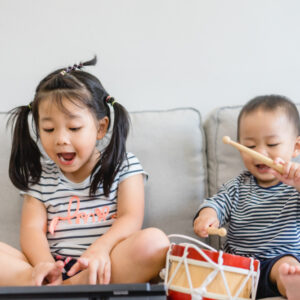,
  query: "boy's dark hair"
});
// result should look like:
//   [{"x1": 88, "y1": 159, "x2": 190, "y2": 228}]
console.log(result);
[
  {"x1": 237, "y1": 94, "x2": 300, "y2": 140},
  {"x1": 8, "y1": 56, "x2": 130, "y2": 197}
]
